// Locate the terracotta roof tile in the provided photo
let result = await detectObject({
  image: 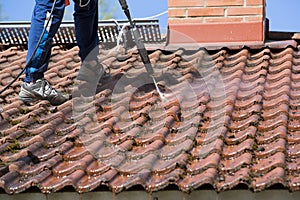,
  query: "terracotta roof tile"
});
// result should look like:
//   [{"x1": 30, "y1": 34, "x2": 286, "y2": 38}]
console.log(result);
[
  {"x1": 1, "y1": 41, "x2": 300, "y2": 194},
  {"x1": 252, "y1": 167, "x2": 286, "y2": 192},
  {"x1": 178, "y1": 168, "x2": 217, "y2": 192},
  {"x1": 217, "y1": 167, "x2": 251, "y2": 191}
]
